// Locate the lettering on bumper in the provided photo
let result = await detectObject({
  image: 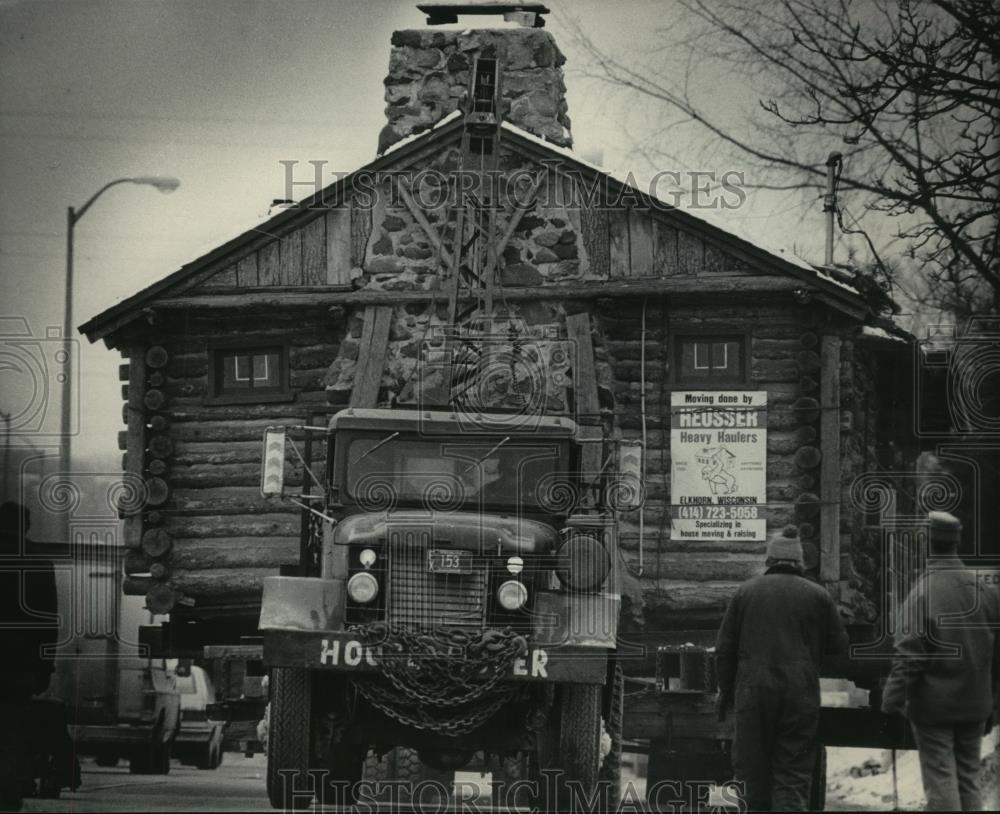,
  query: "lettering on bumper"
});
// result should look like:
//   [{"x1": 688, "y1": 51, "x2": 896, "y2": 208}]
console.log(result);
[{"x1": 319, "y1": 638, "x2": 549, "y2": 677}]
